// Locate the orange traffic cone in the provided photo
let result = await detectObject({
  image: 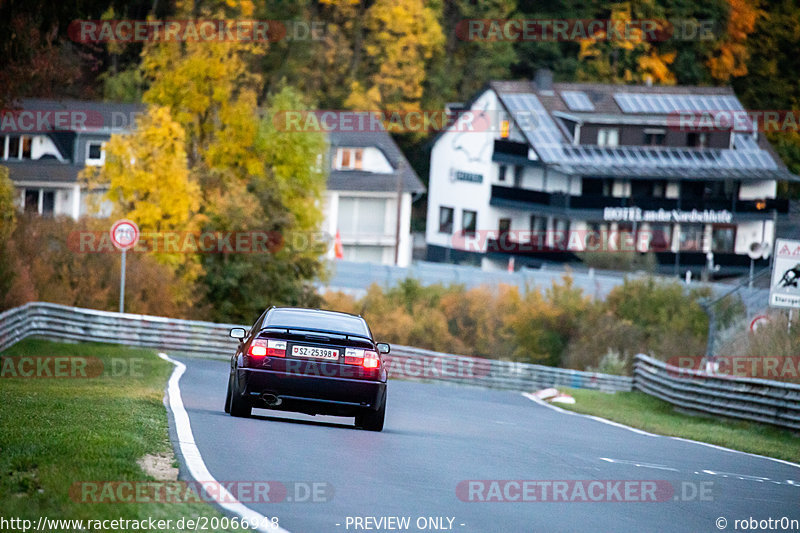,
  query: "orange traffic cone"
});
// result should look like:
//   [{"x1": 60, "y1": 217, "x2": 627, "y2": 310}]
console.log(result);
[{"x1": 334, "y1": 230, "x2": 344, "y2": 259}]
